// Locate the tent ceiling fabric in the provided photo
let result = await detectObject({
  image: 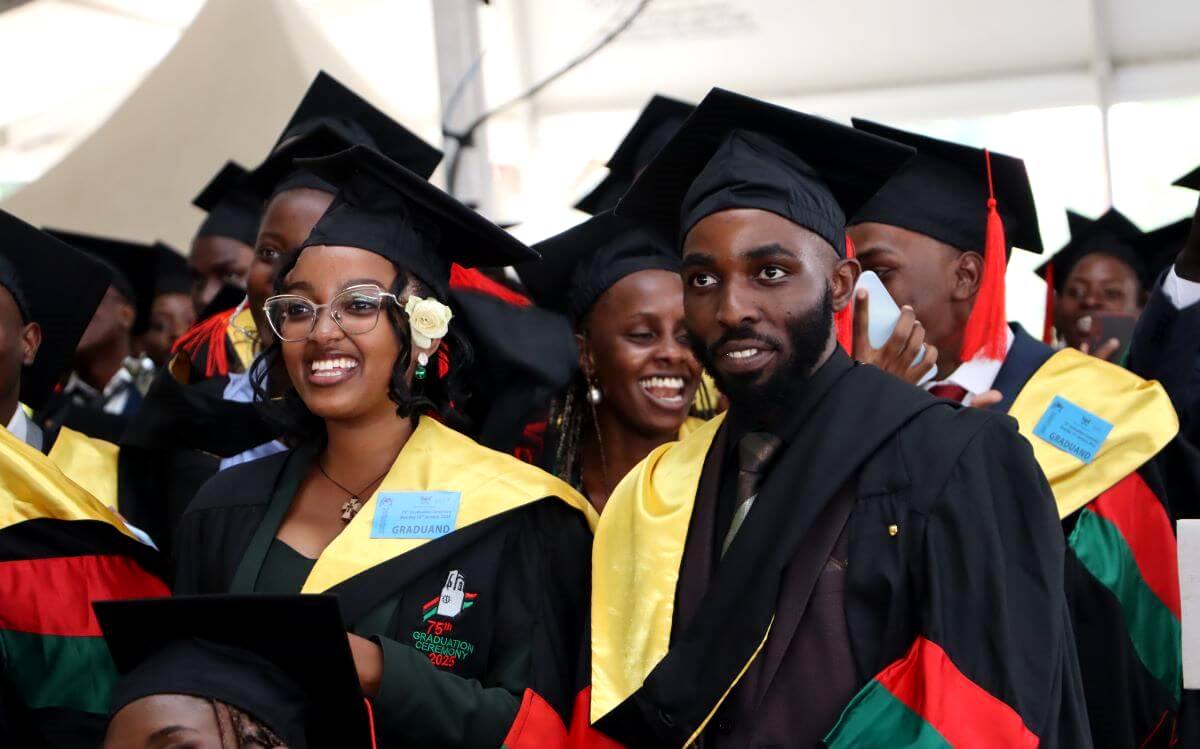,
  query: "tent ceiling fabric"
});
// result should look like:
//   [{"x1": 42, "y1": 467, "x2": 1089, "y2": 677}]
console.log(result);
[
  {"x1": 0, "y1": 0, "x2": 439, "y2": 247},
  {"x1": 510, "y1": 0, "x2": 1200, "y2": 112}
]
